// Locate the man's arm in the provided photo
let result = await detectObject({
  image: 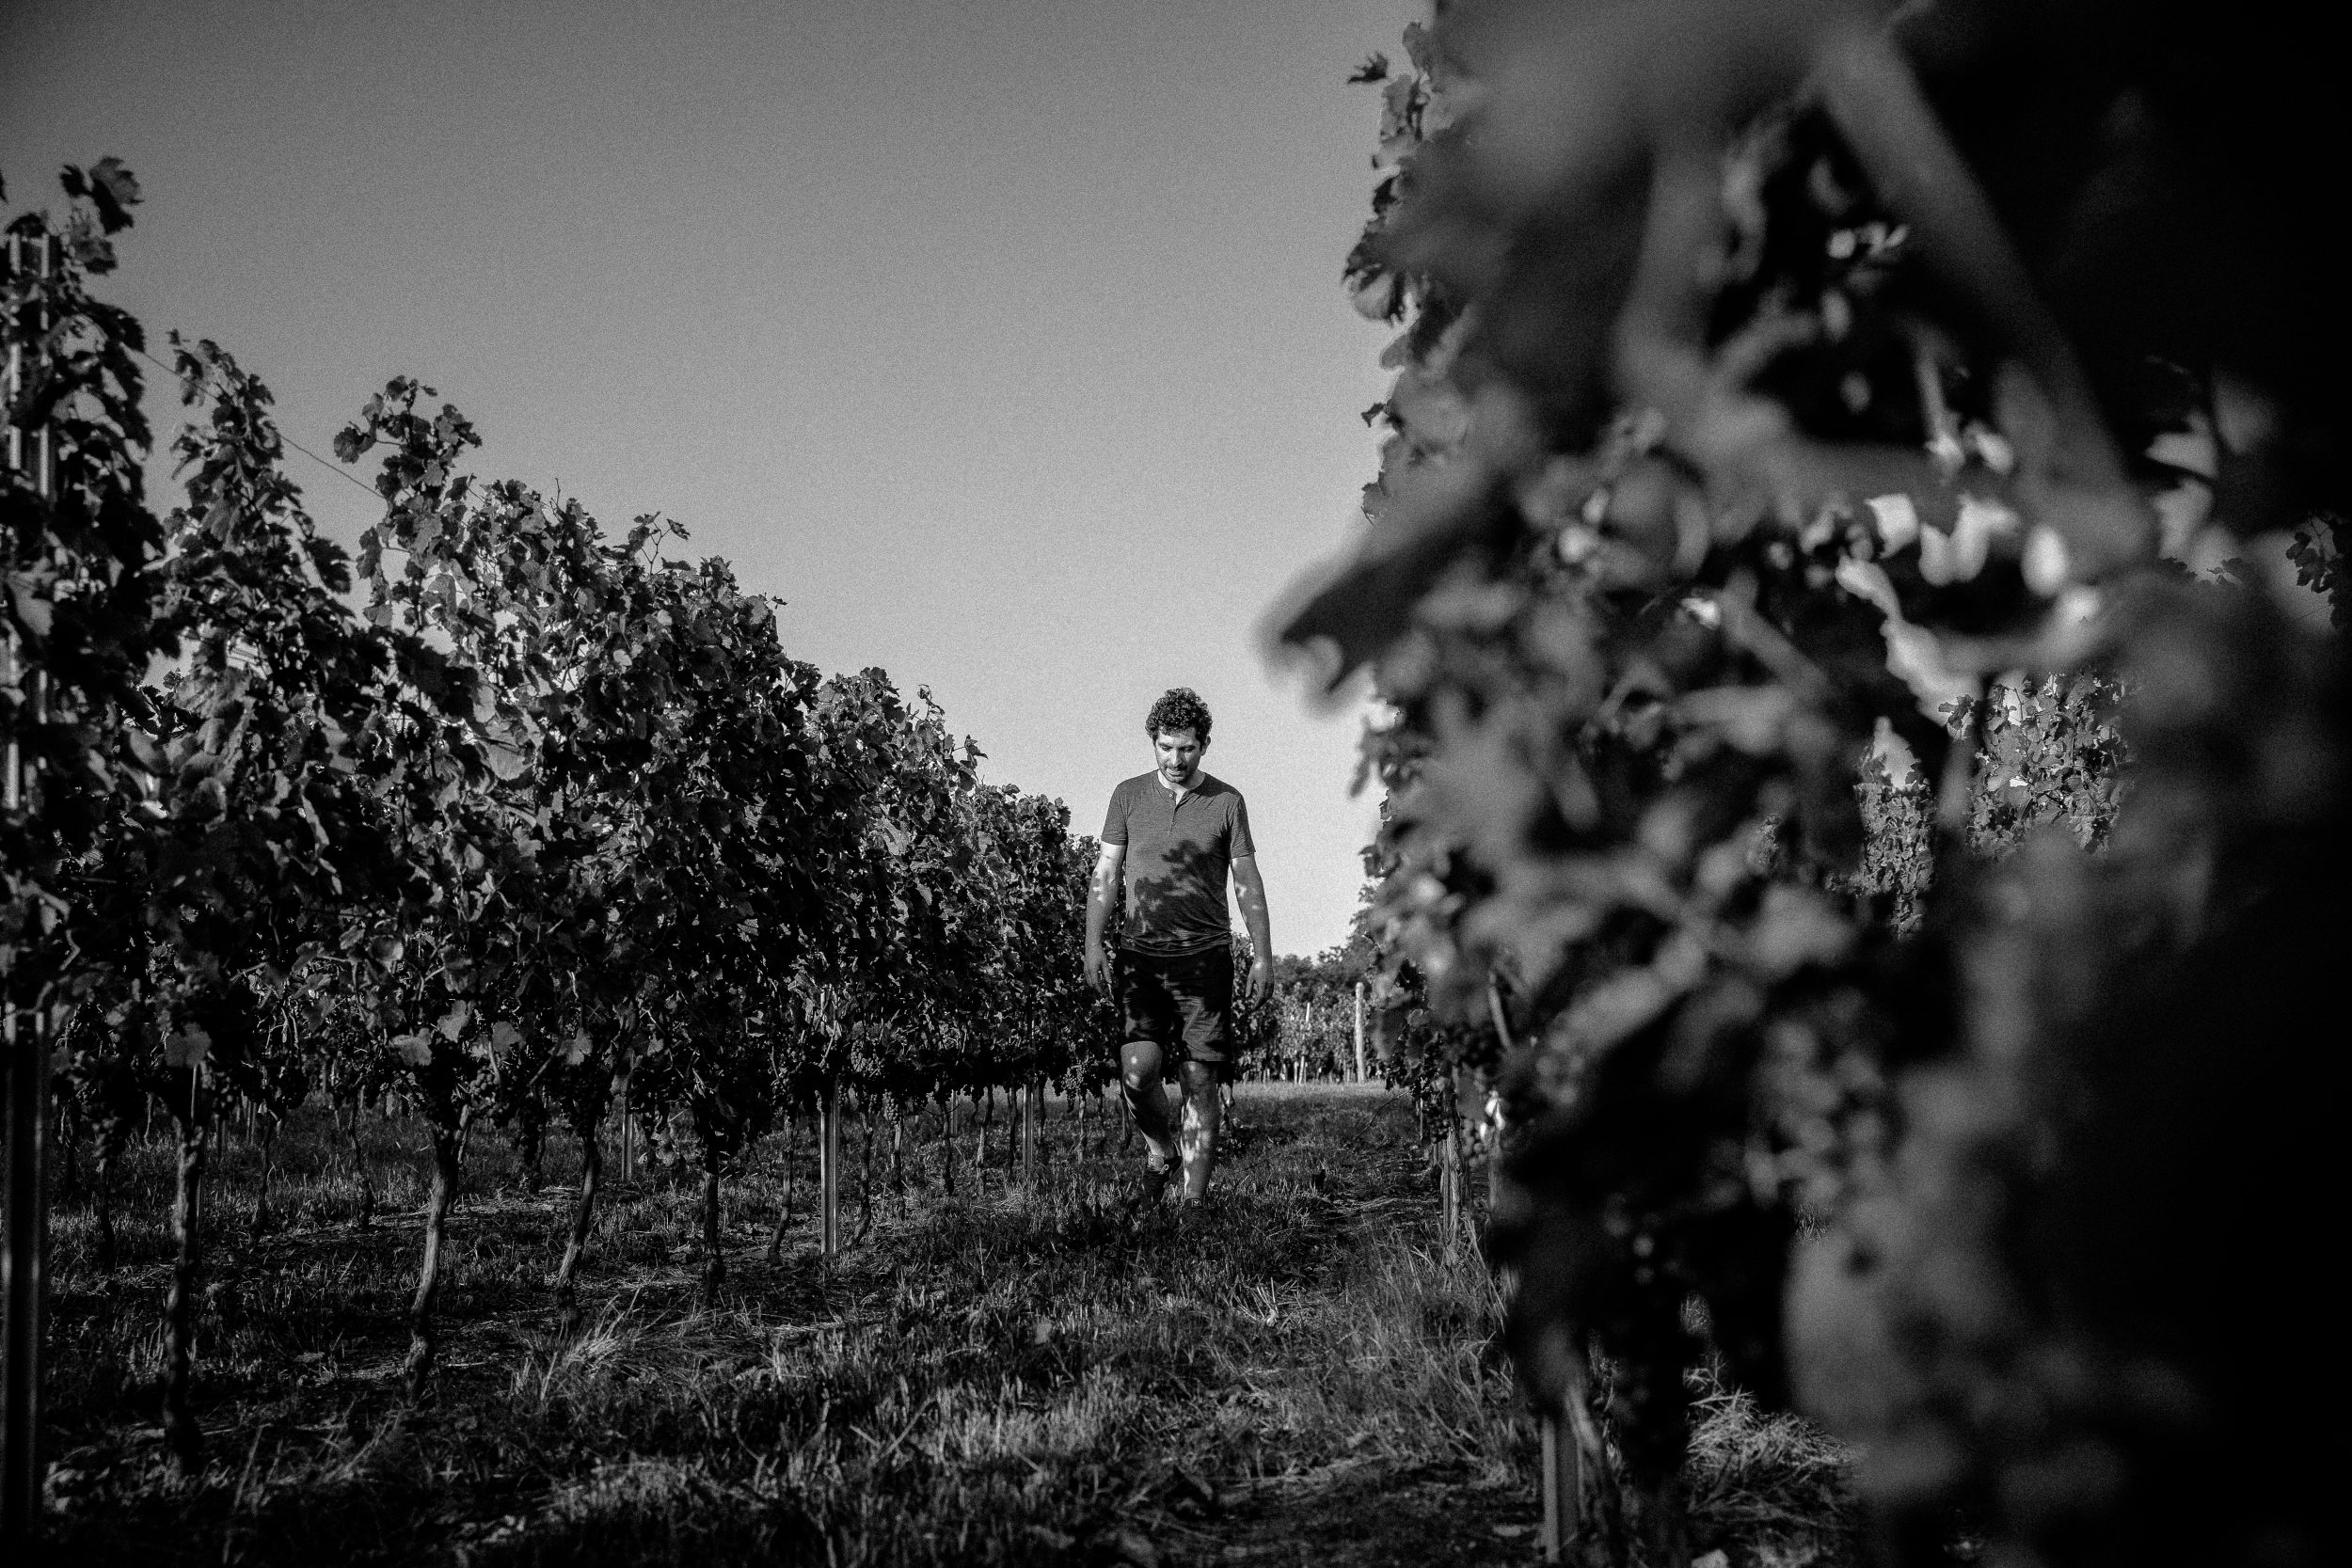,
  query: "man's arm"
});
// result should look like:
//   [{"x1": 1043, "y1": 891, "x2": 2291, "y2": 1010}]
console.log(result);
[
  {"x1": 1232, "y1": 853, "x2": 1272, "y2": 1002},
  {"x1": 1084, "y1": 842, "x2": 1125, "y2": 995}
]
